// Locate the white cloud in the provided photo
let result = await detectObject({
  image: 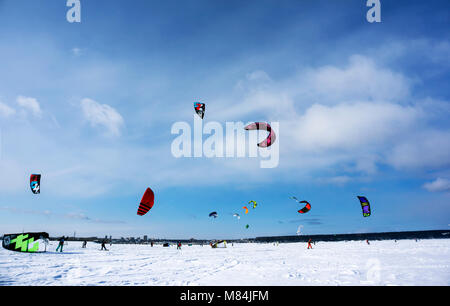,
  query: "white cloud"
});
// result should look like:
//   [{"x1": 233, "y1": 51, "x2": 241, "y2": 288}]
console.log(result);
[
  {"x1": 0, "y1": 102, "x2": 15, "y2": 117},
  {"x1": 80, "y1": 98, "x2": 124, "y2": 137},
  {"x1": 387, "y1": 130, "x2": 450, "y2": 170},
  {"x1": 16, "y1": 96, "x2": 42, "y2": 117},
  {"x1": 293, "y1": 102, "x2": 421, "y2": 152},
  {"x1": 285, "y1": 101, "x2": 450, "y2": 174},
  {"x1": 214, "y1": 55, "x2": 413, "y2": 123},
  {"x1": 423, "y1": 178, "x2": 450, "y2": 192},
  {"x1": 201, "y1": 55, "x2": 450, "y2": 181},
  {"x1": 298, "y1": 55, "x2": 412, "y2": 104}
]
